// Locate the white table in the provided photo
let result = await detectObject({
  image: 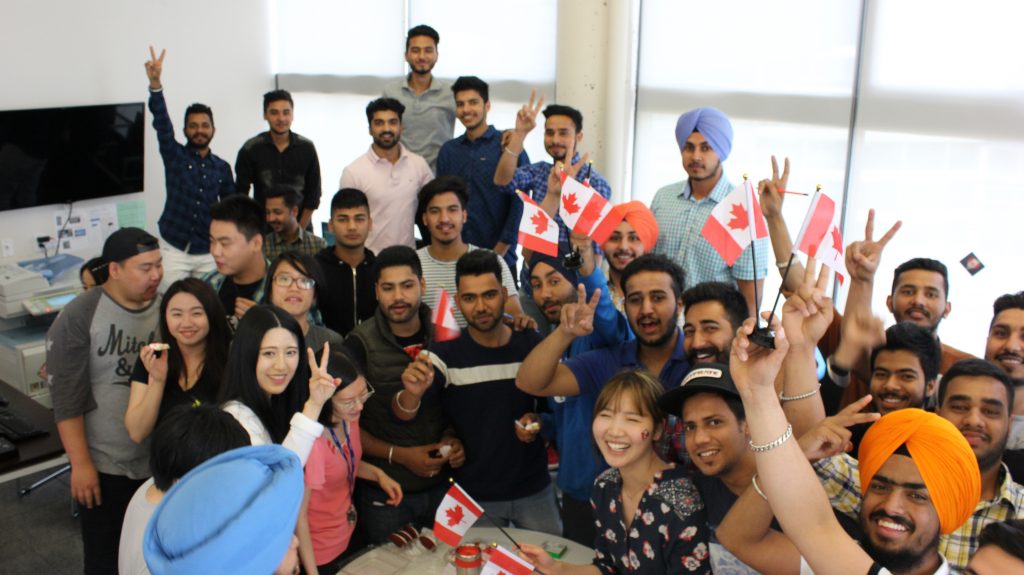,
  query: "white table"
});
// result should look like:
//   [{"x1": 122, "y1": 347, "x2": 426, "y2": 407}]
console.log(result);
[{"x1": 340, "y1": 526, "x2": 592, "y2": 574}]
